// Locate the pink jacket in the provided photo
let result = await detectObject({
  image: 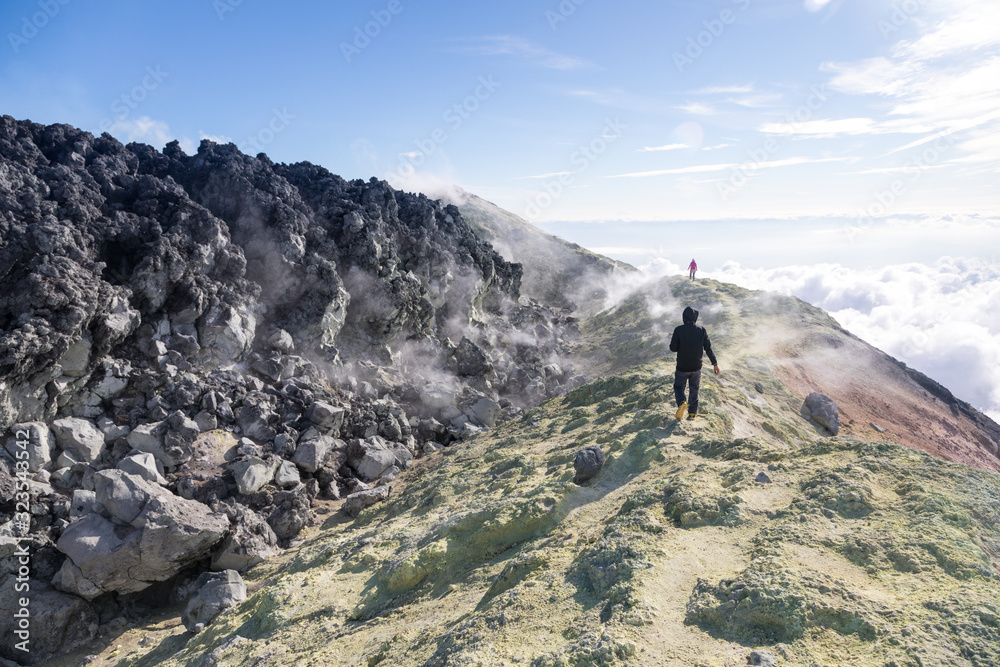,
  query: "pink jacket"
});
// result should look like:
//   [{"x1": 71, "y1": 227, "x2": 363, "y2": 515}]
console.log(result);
[{"x1": 688, "y1": 260, "x2": 698, "y2": 271}]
